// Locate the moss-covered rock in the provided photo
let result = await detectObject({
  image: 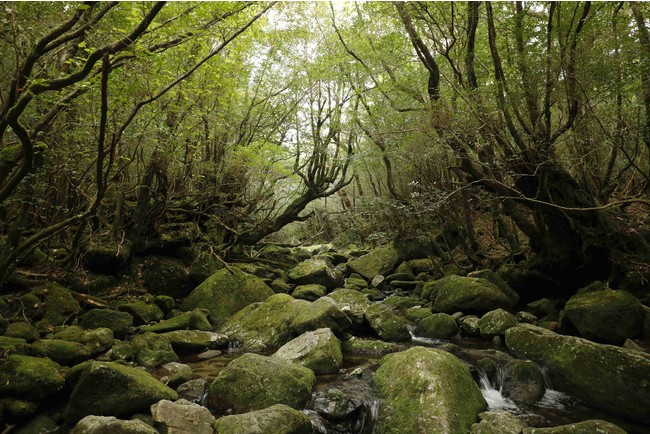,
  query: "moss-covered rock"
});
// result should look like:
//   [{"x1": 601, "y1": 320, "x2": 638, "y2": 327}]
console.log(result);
[
  {"x1": 139, "y1": 309, "x2": 211, "y2": 333},
  {"x1": 161, "y1": 330, "x2": 228, "y2": 352},
  {"x1": 373, "y1": 347, "x2": 486, "y2": 433},
  {"x1": 290, "y1": 296, "x2": 352, "y2": 336},
  {"x1": 521, "y1": 420, "x2": 627, "y2": 434},
  {"x1": 427, "y1": 275, "x2": 518, "y2": 315},
  {"x1": 181, "y1": 268, "x2": 273, "y2": 323},
  {"x1": 2, "y1": 398, "x2": 39, "y2": 420},
  {"x1": 151, "y1": 399, "x2": 214, "y2": 434},
  {"x1": 341, "y1": 337, "x2": 406, "y2": 355},
  {"x1": 52, "y1": 326, "x2": 114, "y2": 356},
  {"x1": 478, "y1": 309, "x2": 519, "y2": 338},
  {"x1": 328, "y1": 289, "x2": 370, "y2": 327},
  {"x1": 82, "y1": 242, "x2": 131, "y2": 275},
  {"x1": 80, "y1": 309, "x2": 133, "y2": 339},
  {"x1": 117, "y1": 301, "x2": 164, "y2": 326},
  {"x1": 208, "y1": 353, "x2": 315, "y2": 414},
  {"x1": 140, "y1": 256, "x2": 193, "y2": 299},
  {"x1": 467, "y1": 269, "x2": 520, "y2": 305},
  {"x1": 470, "y1": 410, "x2": 526, "y2": 434},
  {"x1": 562, "y1": 290, "x2": 644, "y2": 344},
  {"x1": 64, "y1": 361, "x2": 178, "y2": 423},
  {"x1": 404, "y1": 307, "x2": 433, "y2": 322},
  {"x1": 32, "y1": 283, "x2": 81, "y2": 330},
  {"x1": 347, "y1": 244, "x2": 400, "y2": 280},
  {"x1": 413, "y1": 313, "x2": 459, "y2": 339},
  {"x1": 31, "y1": 339, "x2": 93, "y2": 366},
  {"x1": 0, "y1": 335, "x2": 32, "y2": 355},
  {"x1": 286, "y1": 258, "x2": 344, "y2": 290},
  {"x1": 3, "y1": 321, "x2": 40, "y2": 342},
  {"x1": 71, "y1": 415, "x2": 157, "y2": 434},
  {"x1": 0, "y1": 355, "x2": 65, "y2": 400},
  {"x1": 526, "y1": 298, "x2": 560, "y2": 322},
  {"x1": 365, "y1": 304, "x2": 411, "y2": 342},
  {"x1": 272, "y1": 328, "x2": 342, "y2": 374},
  {"x1": 501, "y1": 359, "x2": 545, "y2": 405},
  {"x1": 154, "y1": 362, "x2": 194, "y2": 389},
  {"x1": 505, "y1": 324, "x2": 650, "y2": 422},
  {"x1": 129, "y1": 332, "x2": 179, "y2": 368},
  {"x1": 213, "y1": 404, "x2": 312, "y2": 434},
  {"x1": 291, "y1": 284, "x2": 327, "y2": 301}
]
